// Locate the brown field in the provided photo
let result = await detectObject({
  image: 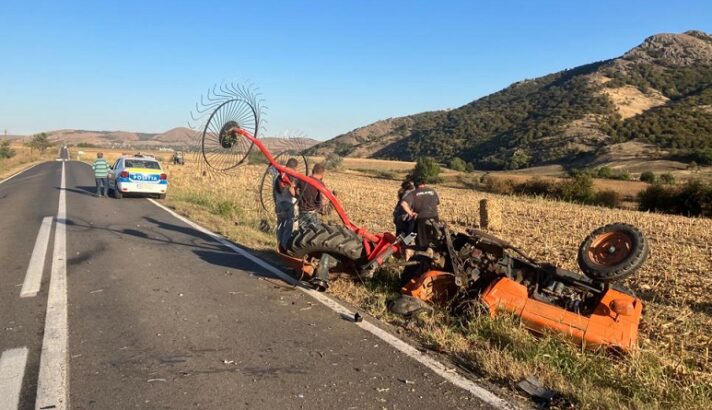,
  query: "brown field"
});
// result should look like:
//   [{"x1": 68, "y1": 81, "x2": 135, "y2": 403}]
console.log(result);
[{"x1": 140, "y1": 151, "x2": 712, "y2": 409}]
